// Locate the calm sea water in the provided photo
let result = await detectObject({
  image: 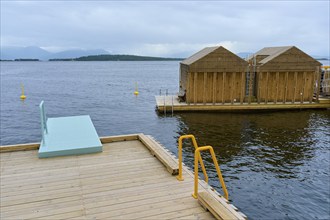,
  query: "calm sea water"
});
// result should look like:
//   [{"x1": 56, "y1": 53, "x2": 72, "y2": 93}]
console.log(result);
[{"x1": 1, "y1": 61, "x2": 329, "y2": 219}]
